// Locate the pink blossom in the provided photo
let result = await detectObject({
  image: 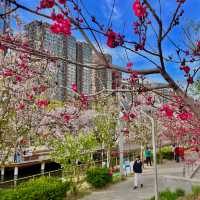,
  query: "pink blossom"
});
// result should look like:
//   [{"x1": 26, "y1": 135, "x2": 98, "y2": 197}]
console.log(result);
[
  {"x1": 160, "y1": 104, "x2": 174, "y2": 118},
  {"x1": 126, "y1": 62, "x2": 133, "y2": 70},
  {"x1": 180, "y1": 65, "x2": 190, "y2": 74},
  {"x1": 18, "y1": 102, "x2": 25, "y2": 110},
  {"x1": 106, "y1": 30, "x2": 117, "y2": 48},
  {"x1": 58, "y1": 0, "x2": 66, "y2": 4},
  {"x1": 121, "y1": 114, "x2": 129, "y2": 121},
  {"x1": 132, "y1": 0, "x2": 147, "y2": 18},
  {"x1": 71, "y1": 83, "x2": 78, "y2": 92},
  {"x1": 177, "y1": 112, "x2": 192, "y2": 120},
  {"x1": 3, "y1": 69, "x2": 14, "y2": 77},
  {"x1": 15, "y1": 75, "x2": 22, "y2": 82},
  {"x1": 38, "y1": 0, "x2": 55, "y2": 9},
  {"x1": 36, "y1": 99, "x2": 49, "y2": 108}
]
